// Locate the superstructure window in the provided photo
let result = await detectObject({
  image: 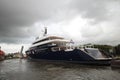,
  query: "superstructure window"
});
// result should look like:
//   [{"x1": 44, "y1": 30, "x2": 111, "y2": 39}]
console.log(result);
[
  {"x1": 33, "y1": 38, "x2": 49, "y2": 44},
  {"x1": 36, "y1": 43, "x2": 53, "y2": 48}
]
